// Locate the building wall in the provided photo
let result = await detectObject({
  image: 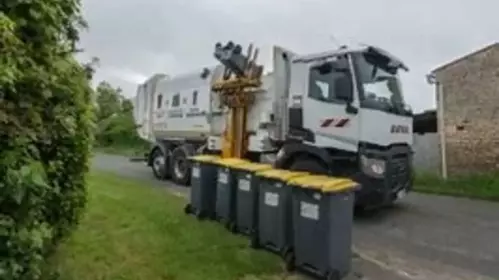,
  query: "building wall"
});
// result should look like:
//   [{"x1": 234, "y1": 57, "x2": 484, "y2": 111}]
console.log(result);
[
  {"x1": 413, "y1": 133, "x2": 441, "y2": 174},
  {"x1": 435, "y1": 44, "x2": 499, "y2": 176}
]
